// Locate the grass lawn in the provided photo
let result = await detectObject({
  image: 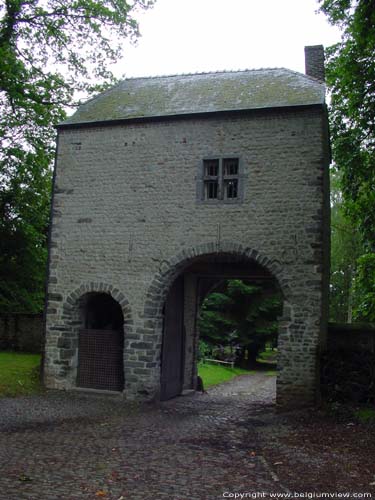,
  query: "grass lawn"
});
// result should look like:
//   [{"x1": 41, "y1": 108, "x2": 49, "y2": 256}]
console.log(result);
[
  {"x1": 198, "y1": 362, "x2": 255, "y2": 388},
  {"x1": 257, "y1": 348, "x2": 277, "y2": 363},
  {"x1": 0, "y1": 352, "x2": 276, "y2": 397},
  {"x1": 0, "y1": 352, "x2": 42, "y2": 397}
]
